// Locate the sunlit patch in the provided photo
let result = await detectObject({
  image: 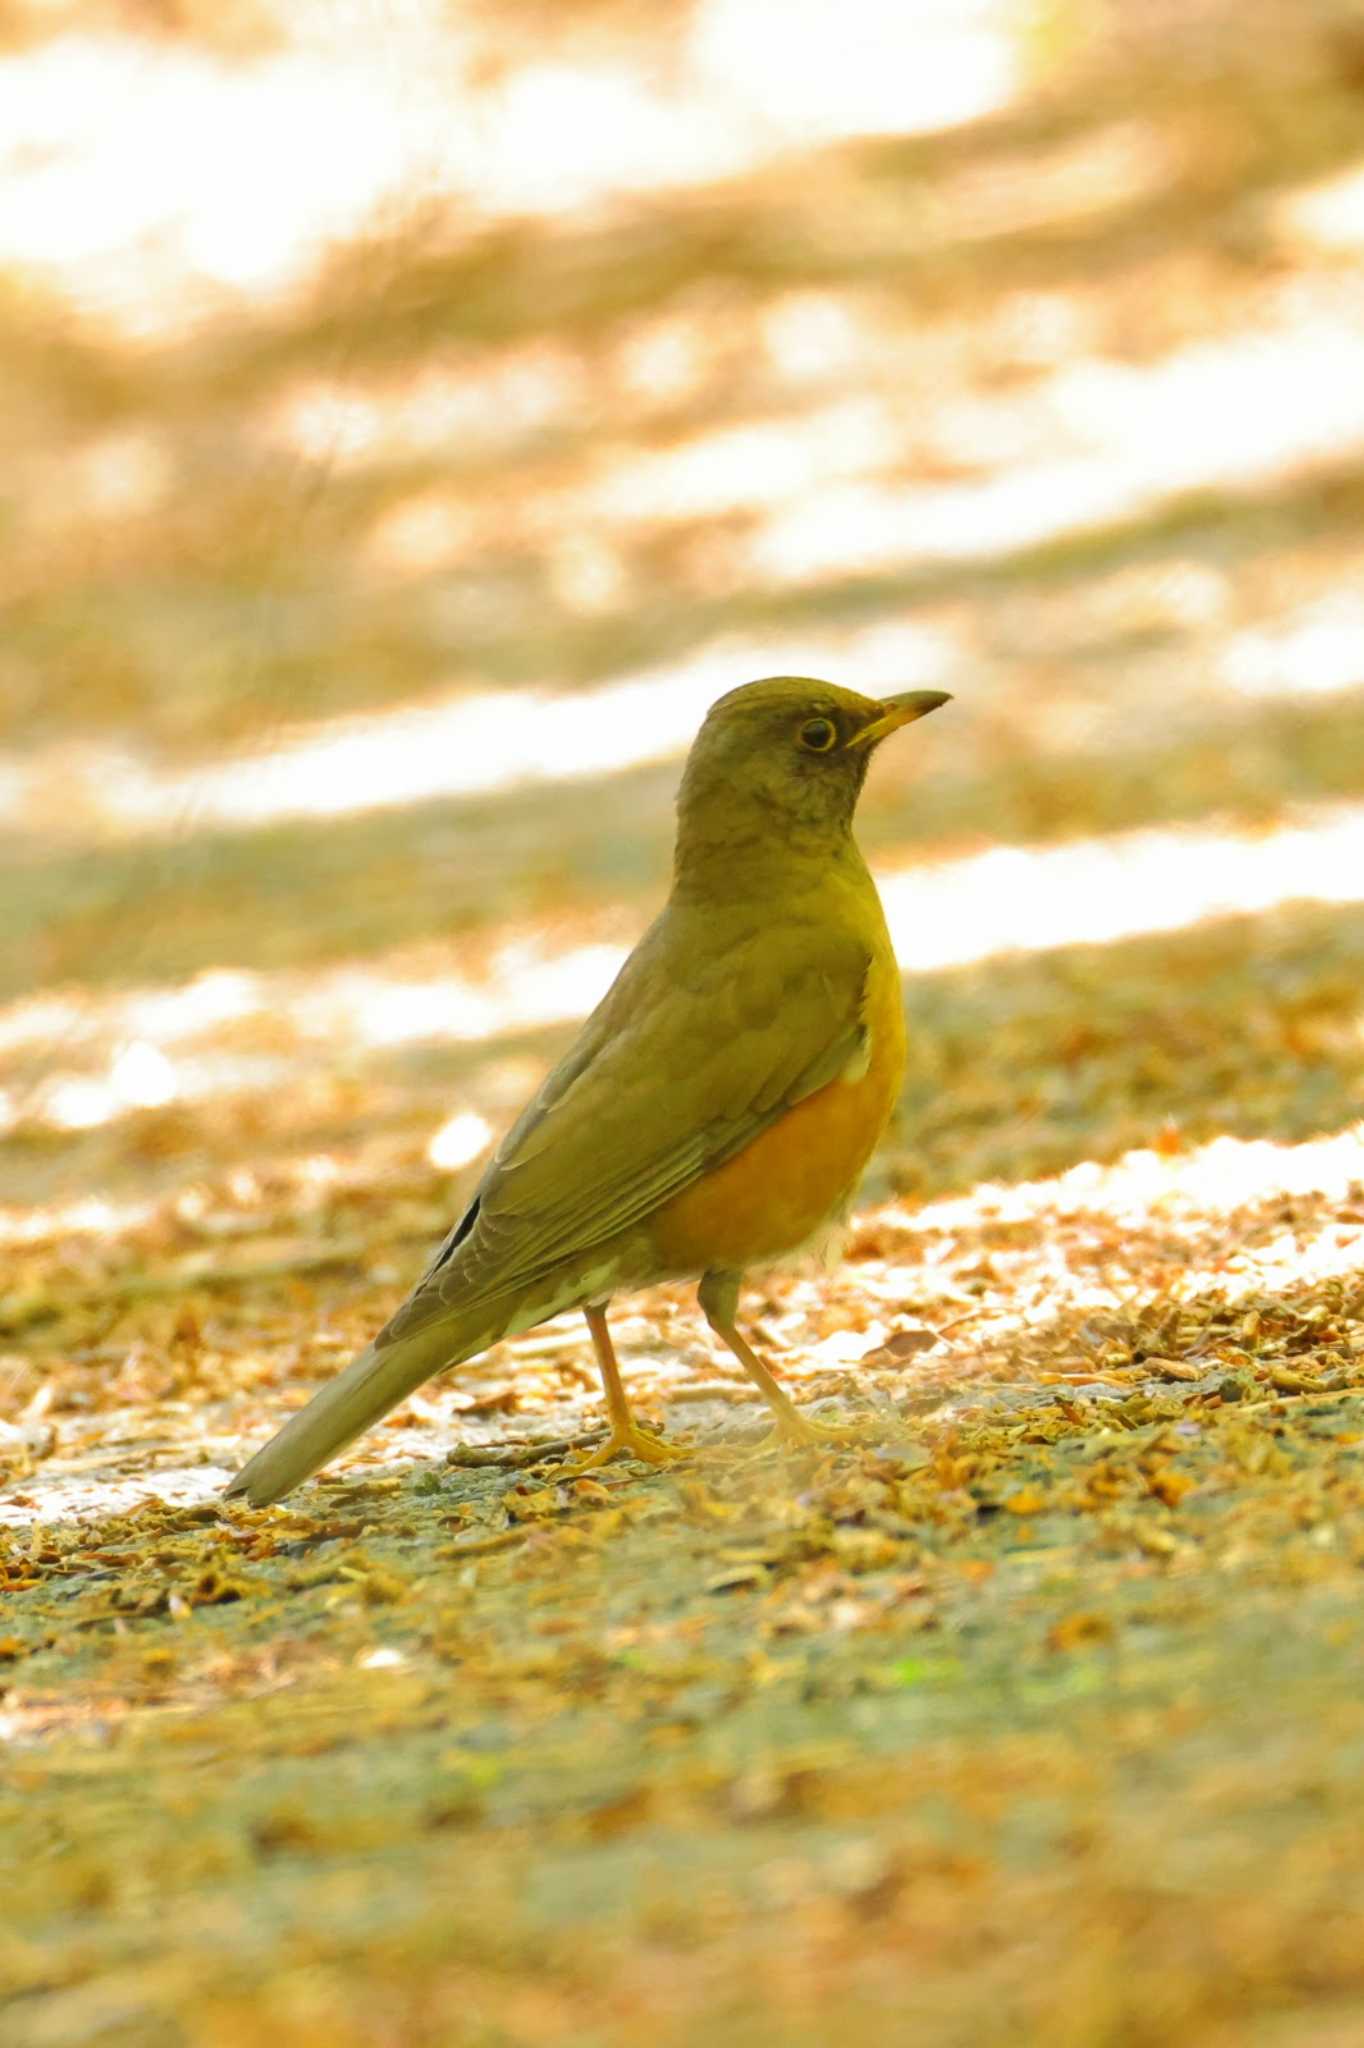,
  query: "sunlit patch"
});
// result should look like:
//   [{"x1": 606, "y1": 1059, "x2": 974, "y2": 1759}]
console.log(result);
[
  {"x1": 365, "y1": 492, "x2": 476, "y2": 579},
  {"x1": 0, "y1": 1194, "x2": 155, "y2": 1249},
  {"x1": 761, "y1": 294, "x2": 868, "y2": 385},
  {"x1": 0, "y1": 971, "x2": 262, "y2": 1062},
  {"x1": 1208, "y1": 1215, "x2": 1364, "y2": 1302},
  {"x1": 266, "y1": 352, "x2": 585, "y2": 474},
  {"x1": 41, "y1": 1075, "x2": 124, "y2": 1131},
  {"x1": 616, "y1": 314, "x2": 713, "y2": 405},
  {"x1": 0, "y1": 34, "x2": 449, "y2": 330},
  {"x1": 33, "y1": 1052, "x2": 287, "y2": 1131},
  {"x1": 6, "y1": 801, "x2": 1364, "y2": 1139},
  {"x1": 470, "y1": 60, "x2": 747, "y2": 213},
  {"x1": 1220, "y1": 592, "x2": 1364, "y2": 700},
  {"x1": 296, "y1": 1153, "x2": 342, "y2": 1190},
  {"x1": 880, "y1": 799, "x2": 1364, "y2": 974},
  {"x1": 179, "y1": 674, "x2": 718, "y2": 828},
  {"x1": 546, "y1": 534, "x2": 628, "y2": 616},
  {"x1": 19, "y1": 677, "x2": 710, "y2": 834},
  {"x1": 23, "y1": 1036, "x2": 177, "y2": 1134},
  {"x1": 0, "y1": 943, "x2": 632, "y2": 1134},
  {"x1": 2, "y1": 625, "x2": 962, "y2": 842},
  {"x1": 586, "y1": 398, "x2": 891, "y2": 524},
  {"x1": 908, "y1": 1127, "x2": 1364, "y2": 1237},
  {"x1": 24, "y1": 430, "x2": 173, "y2": 537},
  {"x1": 942, "y1": 121, "x2": 1175, "y2": 244},
  {"x1": 748, "y1": 305, "x2": 1364, "y2": 582},
  {"x1": 0, "y1": 2, "x2": 1020, "y2": 335},
  {"x1": 269, "y1": 384, "x2": 385, "y2": 468},
  {"x1": 992, "y1": 289, "x2": 1096, "y2": 371},
  {"x1": 0, "y1": 1462, "x2": 229, "y2": 1529},
  {"x1": 883, "y1": 1125, "x2": 1364, "y2": 1350},
  {"x1": 1082, "y1": 559, "x2": 1229, "y2": 638},
  {"x1": 427, "y1": 1110, "x2": 493, "y2": 1173},
  {"x1": 296, "y1": 944, "x2": 630, "y2": 1053},
  {"x1": 1275, "y1": 159, "x2": 1364, "y2": 254},
  {"x1": 110, "y1": 1041, "x2": 178, "y2": 1110},
  {"x1": 690, "y1": 0, "x2": 1018, "y2": 143}
]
